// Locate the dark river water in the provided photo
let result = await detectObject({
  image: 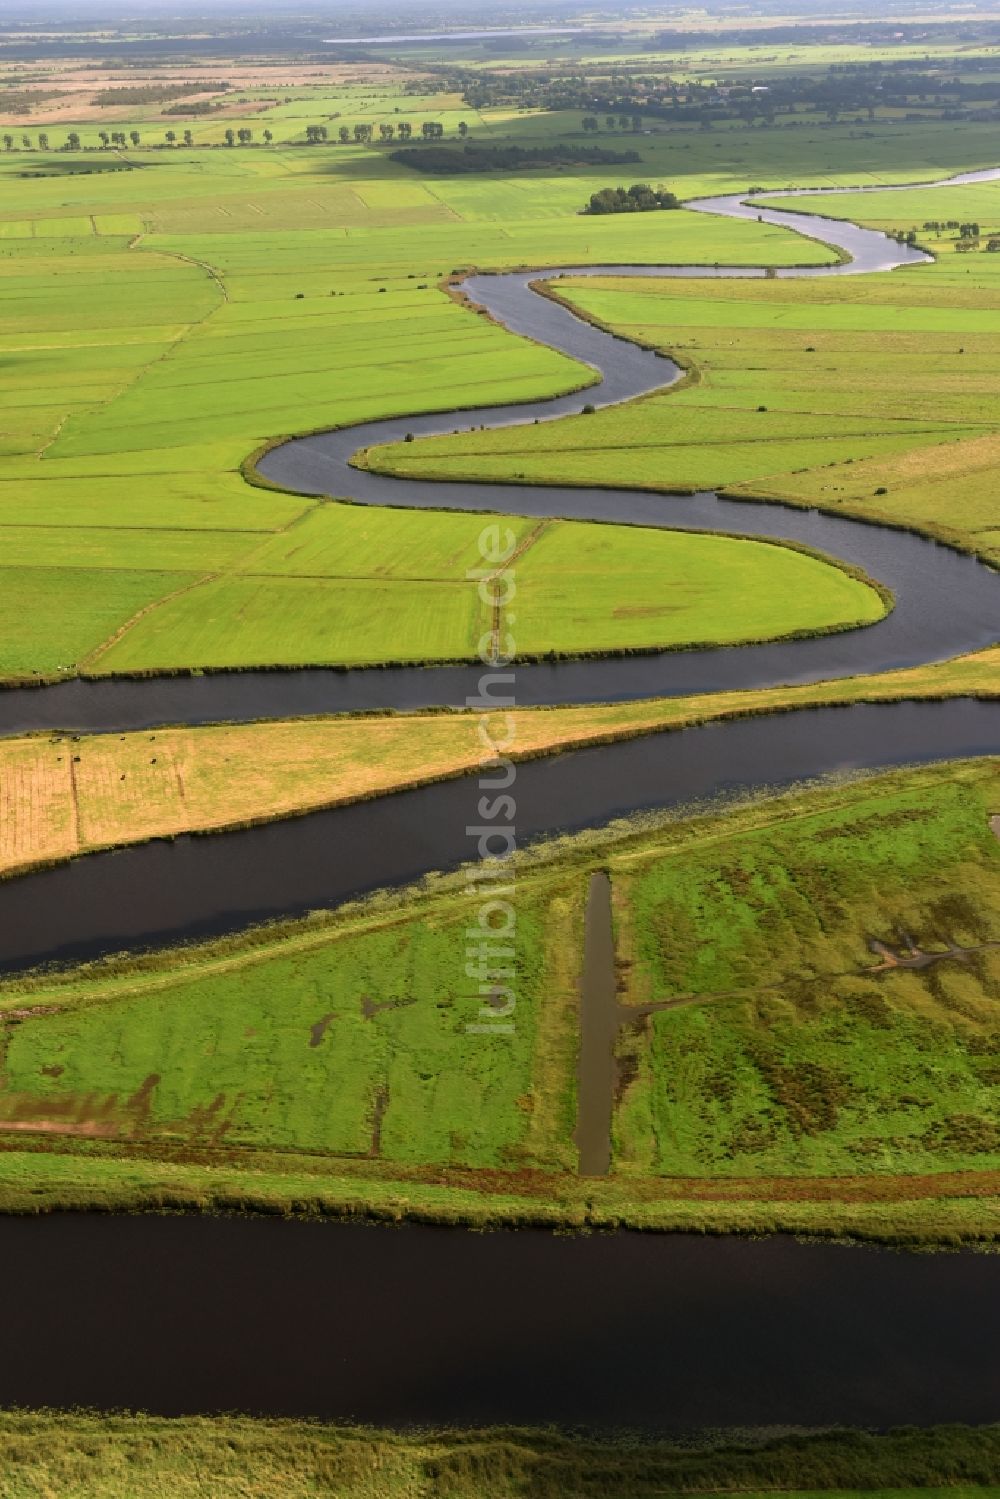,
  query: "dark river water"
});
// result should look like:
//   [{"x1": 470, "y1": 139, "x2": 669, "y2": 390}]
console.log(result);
[
  {"x1": 0, "y1": 1214, "x2": 996, "y2": 1428},
  {"x1": 1, "y1": 172, "x2": 999, "y2": 1427}
]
